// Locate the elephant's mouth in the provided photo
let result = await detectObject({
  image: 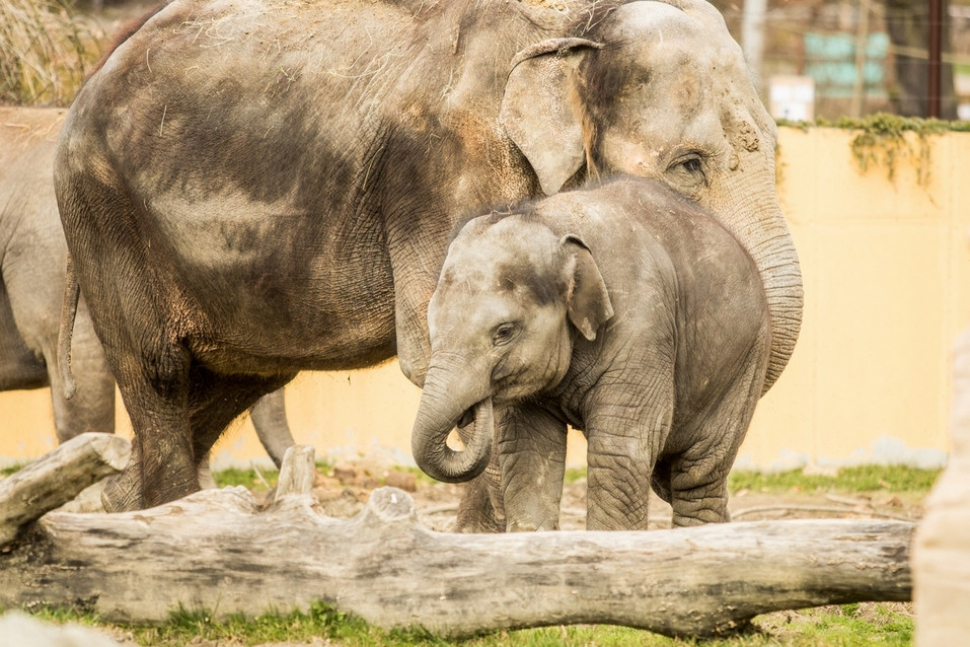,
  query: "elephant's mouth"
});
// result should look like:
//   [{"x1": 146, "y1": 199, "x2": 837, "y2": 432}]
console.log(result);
[{"x1": 457, "y1": 406, "x2": 476, "y2": 430}]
